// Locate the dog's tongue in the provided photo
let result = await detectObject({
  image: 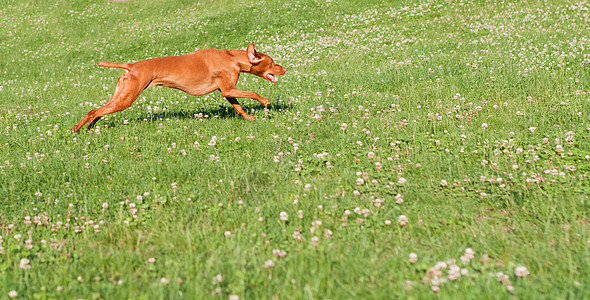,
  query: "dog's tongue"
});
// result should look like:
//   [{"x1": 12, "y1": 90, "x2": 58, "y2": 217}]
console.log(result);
[{"x1": 267, "y1": 74, "x2": 278, "y2": 83}]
